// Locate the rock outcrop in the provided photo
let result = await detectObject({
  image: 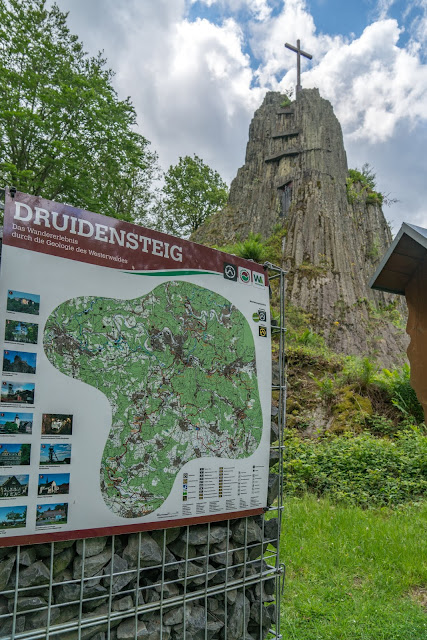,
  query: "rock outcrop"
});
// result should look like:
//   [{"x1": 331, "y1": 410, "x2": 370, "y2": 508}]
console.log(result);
[{"x1": 193, "y1": 89, "x2": 407, "y2": 365}]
